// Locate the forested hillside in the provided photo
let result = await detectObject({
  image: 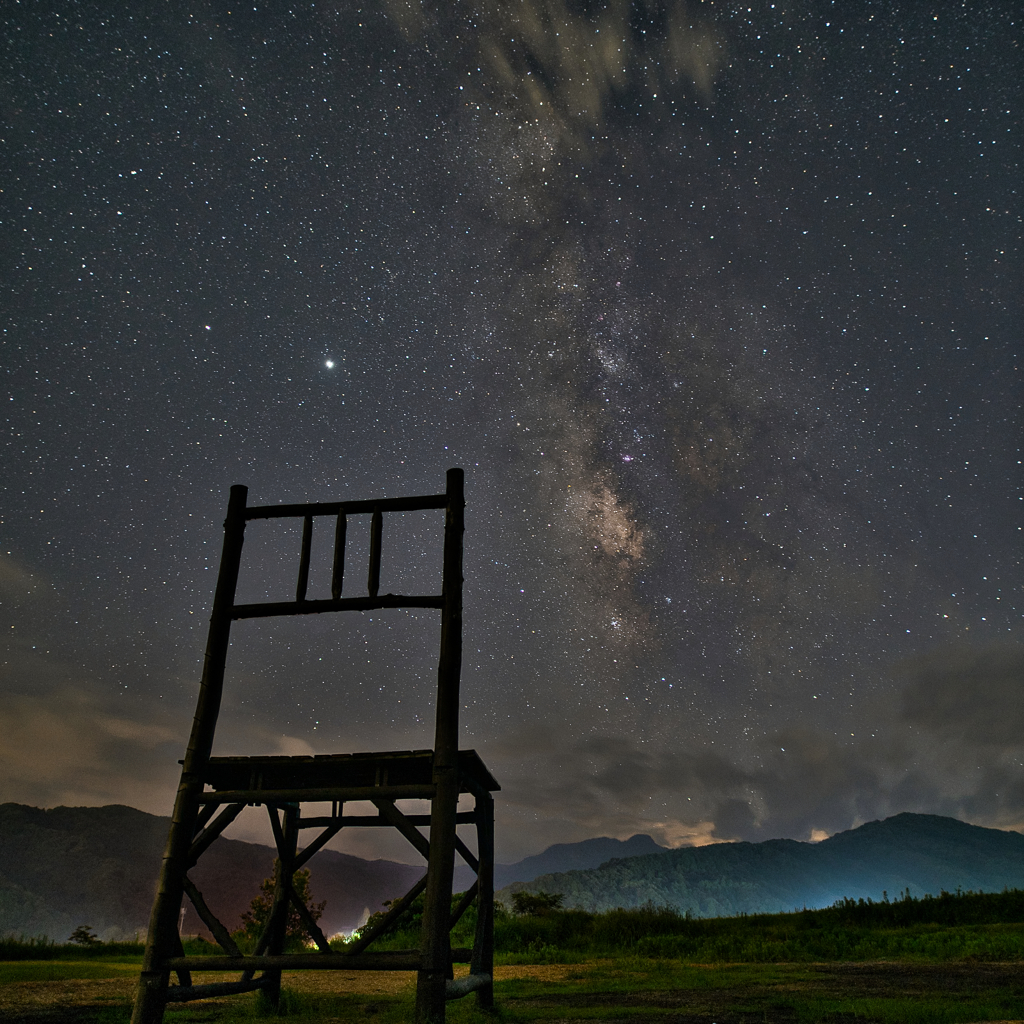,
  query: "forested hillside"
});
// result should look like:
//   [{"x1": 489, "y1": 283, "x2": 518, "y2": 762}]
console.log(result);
[
  {"x1": 0, "y1": 803, "x2": 421, "y2": 941},
  {"x1": 498, "y1": 814, "x2": 1024, "y2": 917}
]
